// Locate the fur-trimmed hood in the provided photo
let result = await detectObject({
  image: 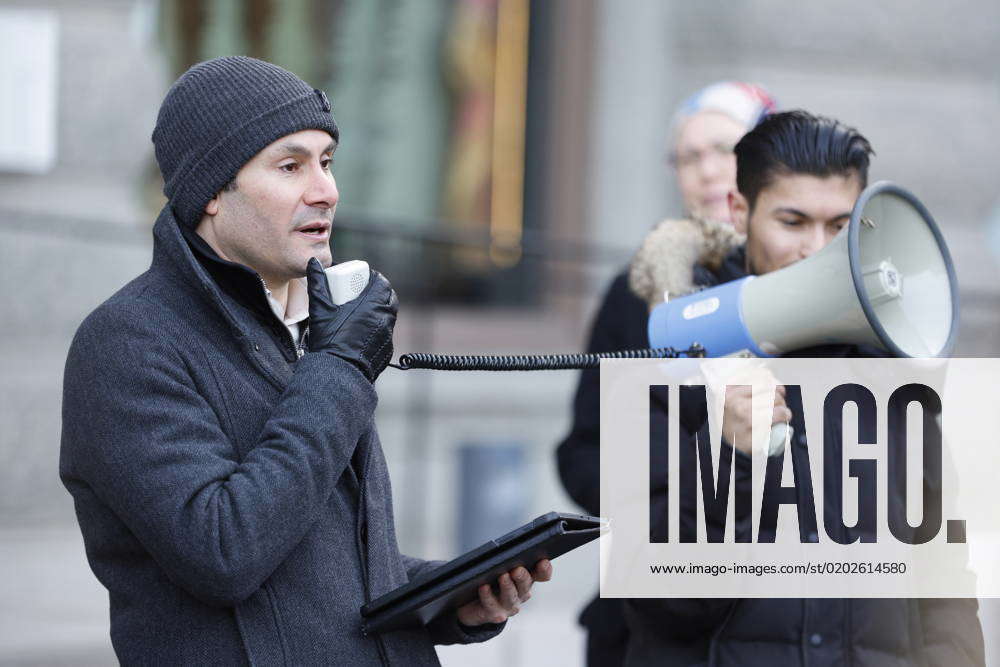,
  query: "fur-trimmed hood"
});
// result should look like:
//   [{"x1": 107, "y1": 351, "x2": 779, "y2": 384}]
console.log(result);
[{"x1": 628, "y1": 217, "x2": 745, "y2": 306}]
